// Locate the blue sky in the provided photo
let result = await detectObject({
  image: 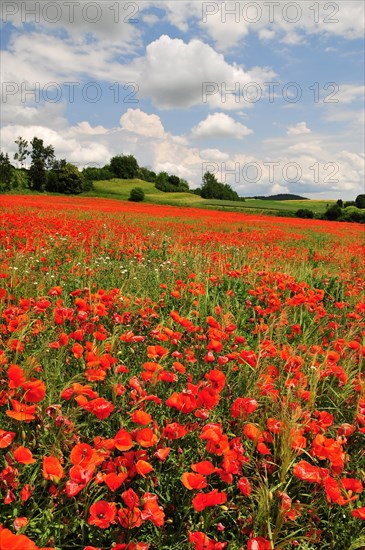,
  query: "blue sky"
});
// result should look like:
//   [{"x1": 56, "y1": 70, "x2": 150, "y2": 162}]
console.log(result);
[{"x1": 1, "y1": 1, "x2": 364, "y2": 198}]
